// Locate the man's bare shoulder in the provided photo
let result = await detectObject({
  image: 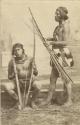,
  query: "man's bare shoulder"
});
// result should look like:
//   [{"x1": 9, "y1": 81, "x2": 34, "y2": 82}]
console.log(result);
[
  {"x1": 64, "y1": 20, "x2": 70, "y2": 29},
  {"x1": 8, "y1": 58, "x2": 13, "y2": 64}
]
